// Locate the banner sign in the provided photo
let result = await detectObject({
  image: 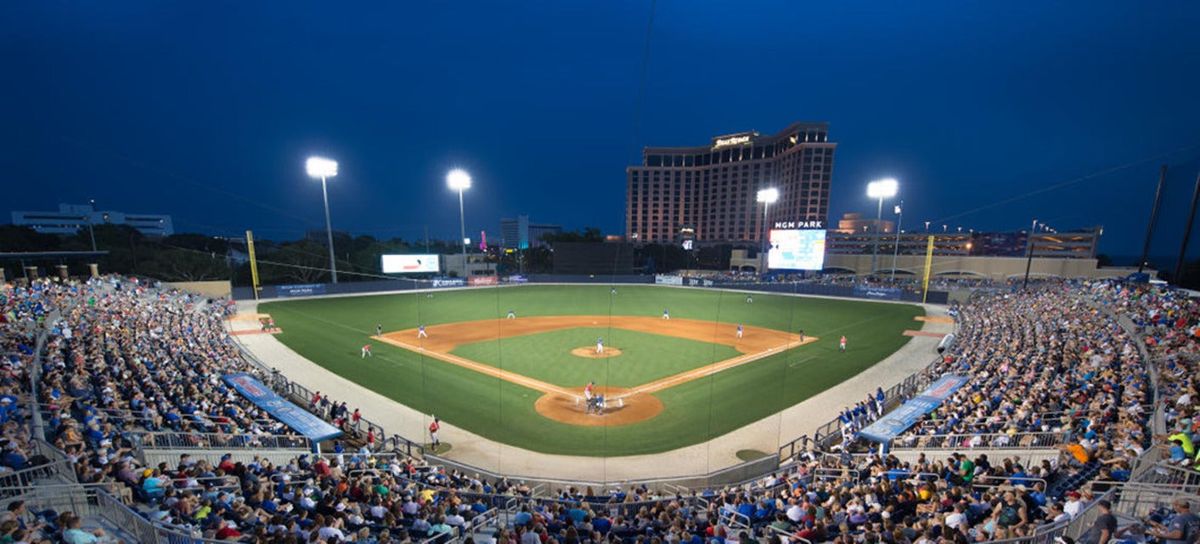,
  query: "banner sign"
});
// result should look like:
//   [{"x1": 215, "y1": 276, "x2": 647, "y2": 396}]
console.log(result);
[
  {"x1": 858, "y1": 374, "x2": 969, "y2": 443},
  {"x1": 505, "y1": 275, "x2": 529, "y2": 284},
  {"x1": 222, "y1": 373, "x2": 342, "y2": 443},
  {"x1": 382, "y1": 254, "x2": 439, "y2": 274},
  {"x1": 468, "y1": 276, "x2": 498, "y2": 286},
  {"x1": 853, "y1": 286, "x2": 902, "y2": 301},
  {"x1": 655, "y1": 274, "x2": 684, "y2": 285},
  {"x1": 431, "y1": 278, "x2": 466, "y2": 288},
  {"x1": 276, "y1": 284, "x2": 326, "y2": 298}
]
